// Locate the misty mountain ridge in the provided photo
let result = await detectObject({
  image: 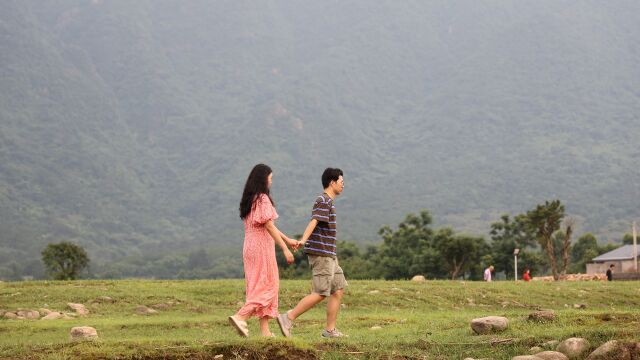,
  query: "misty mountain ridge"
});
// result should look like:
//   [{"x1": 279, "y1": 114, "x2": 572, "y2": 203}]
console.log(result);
[{"x1": 1, "y1": 0, "x2": 639, "y2": 278}]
